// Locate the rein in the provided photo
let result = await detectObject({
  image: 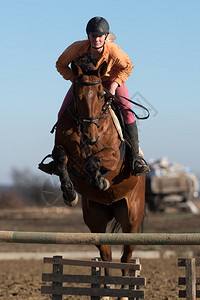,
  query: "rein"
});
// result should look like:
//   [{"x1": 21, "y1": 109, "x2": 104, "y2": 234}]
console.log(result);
[
  {"x1": 103, "y1": 87, "x2": 150, "y2": 120},
  {"x1": 50, "y1": 80, "x2": 150, "y2": 135}
]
